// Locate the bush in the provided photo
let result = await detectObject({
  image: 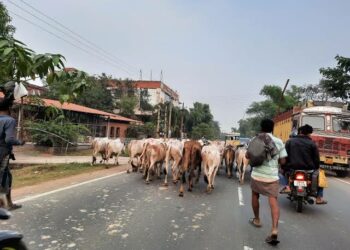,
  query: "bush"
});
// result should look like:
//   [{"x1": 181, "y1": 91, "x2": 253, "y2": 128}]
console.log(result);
[{"x1": 26, "y1": 115, "x2": 89, "y2": 147}]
